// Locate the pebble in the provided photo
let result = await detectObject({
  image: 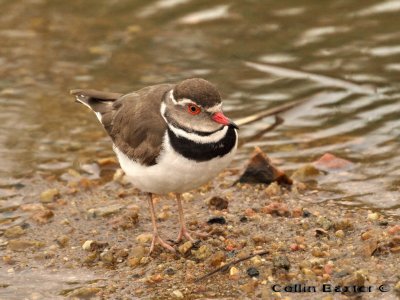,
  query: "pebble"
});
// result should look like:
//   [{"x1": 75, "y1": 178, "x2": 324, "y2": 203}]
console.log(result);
[
  {"x1": 88, "y1": 204, "x2": 125, "y2": 218},
  {"x1": 4, "y1": 226, "x2": 25, "y2": 238},
  {"x1": 8, "y1": 239, "x2": 45, "y2": 251},
  {"x1": 261, "y1": 202, "x2": 290, "y2": 217},
  {"x1": 172, "y1": 290, "x2": 184, "y2": 298},
  {"x1": 208, "y1": 251, "x2": 226, "y2": 267},
  {"x1": 82, "y1": 240, "x2": 94, "y2": 251},
  {"x1": 264, "y1": 182, "x2": 281, "y2": 197},
  {"x1": 127, "y1": 257, "x2": 140, "y2": 268},
  {"x1": 252, "y1": 233, "x2": 268, "y2": 245},
  {"x1": 100, "y1": 250, "x2": 115, "y2": 264},
  {"x1": 31, "y1": 209, "x2": 54, "y2": 224},
  {"x1": 164, "y1": 267, "x2": 176, "y2": 275},
  {"x1": 136, "y1": 233, "x2": 153, "y2": 244},
  {"x1": 230, "y1": 266, "x2": 239, "y2": 277},
  {"x1": 361, "y1": 231, "x2": 373, "y2": 241},
  {"x1": 250, "y1": 255, "x2": 263, "y2": 266},
  {"x1": 335, "y1": 230, "x2": 344, "y2": 238},
  {"x1": 207, "y1": 196, "x2": 229, "y2": 210},
  {"x1": 192, "y1": 245, "x2": 211, "y2": 260},
  {"x1": 55, "y1": 235, "x2": 69, "y2": 248},
  {"x1": 388, "y1": 225, "x2": 400, "y2": 235},
  {"x1": 67, "y1": 287, "x2": 101, "y2": 298},
  {"x1": 316, "y1": 216, "x2": 334, "y2": 230},
  {"x1": 367, "y1": 212, "x2": 379, "y2": 221},
  {"x1": 207, "y1": 216, "x2": 226, "y2": 225},
  {"x1": 178, "y1": 241, "x2": 193, "y2": 255},
  {"x1": 291, "y1": 164, "x2": 320, "y2": 181},
  {"x1": 247, "y1": 267, "x2": 260, "y2": 277},
  {"x1": 272, "y1": 255, "x2": 290, "y2": 271},
  {"x1": 40, "y1": 188, "x2": 59, "y2": 203},
  {"x1": 130, "y1": 245, "x2": 146, "y2": 260}
]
